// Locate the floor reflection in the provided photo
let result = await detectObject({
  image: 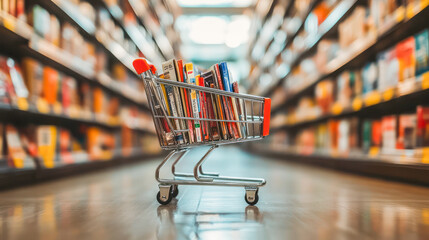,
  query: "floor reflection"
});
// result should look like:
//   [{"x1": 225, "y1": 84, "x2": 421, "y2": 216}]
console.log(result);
[
  {"x1": 156, "y1": 202, "x2": 264, "y2": 240},
  {"x1": 0, "y1": 147, "x2": 428, "y2": 239}
]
